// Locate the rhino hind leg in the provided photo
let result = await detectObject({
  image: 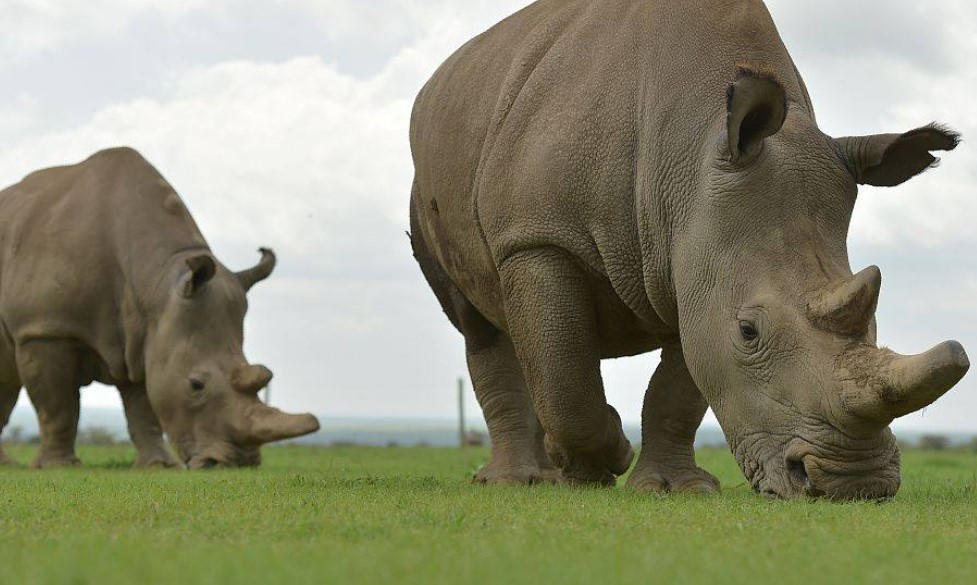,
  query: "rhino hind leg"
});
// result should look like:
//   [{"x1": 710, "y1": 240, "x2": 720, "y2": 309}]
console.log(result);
[
  {"x1": 0, "y1": 383, "x2": 20, "y2": 466},
  {"x1": 119, "y1": 383, "x2": 178, "y2": 468},
  {"x1": 468, "y1": 334, "x2": 561, "y2": 485},
  {"x1": 409, "y1": 194, "x2": 555, "y2": 484},
  {"x1": 499, "y1": 248, "x2": 634, "y2": 486},
  {"x1": 626, "y1": 347, "x2": 719, "y2": 495},
  {"x1": 16, "y1": 341, "x2": 82, "y2": 468}
]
